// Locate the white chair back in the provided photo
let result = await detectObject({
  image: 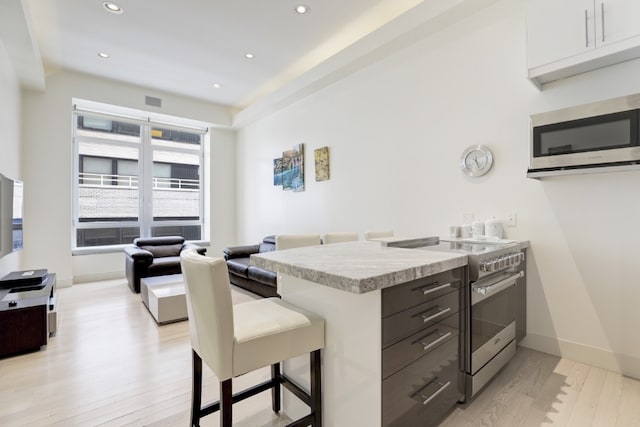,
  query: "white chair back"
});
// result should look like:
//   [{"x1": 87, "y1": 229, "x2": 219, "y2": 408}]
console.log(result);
[
  {"x1": 180, "y1": 249, "x2": 235, "y2": 380},
  {"x1": 323, "y1": 232, "x2": 359, "y2": 244},
  {"x1": 363, "y1": 230, "x2": 394, "y2": 240},
  {"x1": 275, "y1": 234, "x2": 321, "y2": 250}
]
